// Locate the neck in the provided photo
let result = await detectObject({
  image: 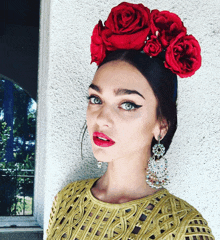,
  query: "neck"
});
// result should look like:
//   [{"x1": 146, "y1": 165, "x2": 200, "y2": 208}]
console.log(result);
[{"x1": 92, "y1": 151, "x2": 159, "y2": 204}]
